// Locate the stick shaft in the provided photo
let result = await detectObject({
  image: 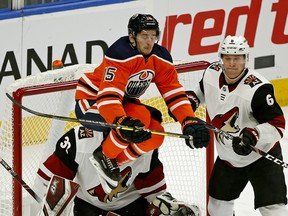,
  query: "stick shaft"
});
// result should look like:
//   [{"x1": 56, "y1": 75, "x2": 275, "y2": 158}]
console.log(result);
[
  {"x1": 6, "y1": 93, "x2": 192, "y2": 140},
  {"x1": 197, "y1": 118, "x2": 288, "y2": 168},
  {"x1": 0, "y1": 157, "x2": 42, "y2": 203},
  {"x1": 7, "y1": 92, "x2": 287, "y2": 167}
]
